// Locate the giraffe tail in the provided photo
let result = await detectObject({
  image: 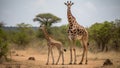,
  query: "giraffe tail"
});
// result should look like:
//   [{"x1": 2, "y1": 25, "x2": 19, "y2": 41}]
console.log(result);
[
  {"x1": 87, "y1": 42, "x2": 89, "y2": 46},
  {"x1": 63, "y1": 49, "x2": 67, "y2": 52}
]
